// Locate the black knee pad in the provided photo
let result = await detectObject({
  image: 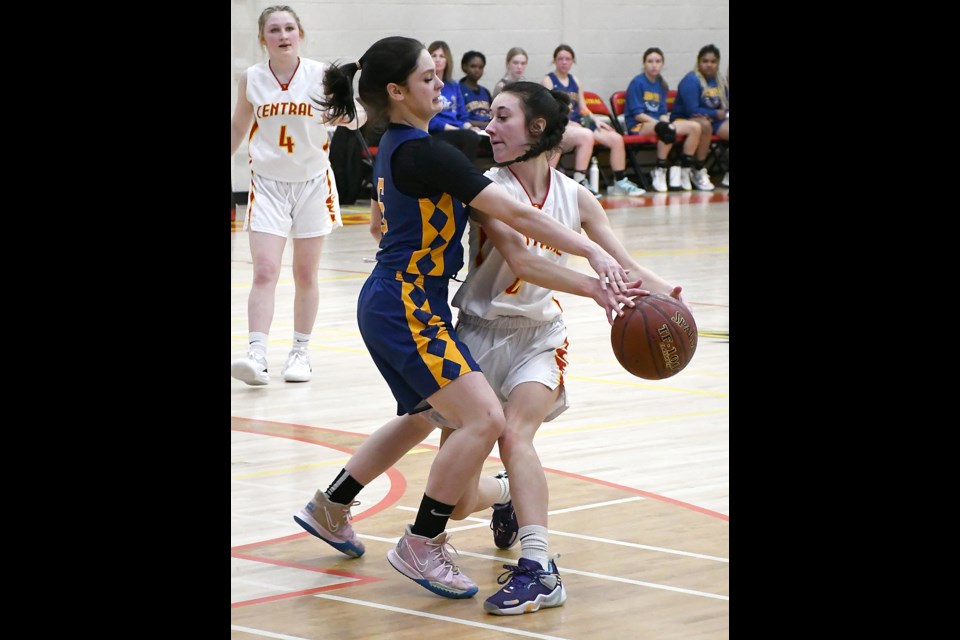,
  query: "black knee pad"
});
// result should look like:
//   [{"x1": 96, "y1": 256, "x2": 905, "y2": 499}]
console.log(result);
[{"x1": 655, "y1": 121, "x2": 677, "y2": 144}]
